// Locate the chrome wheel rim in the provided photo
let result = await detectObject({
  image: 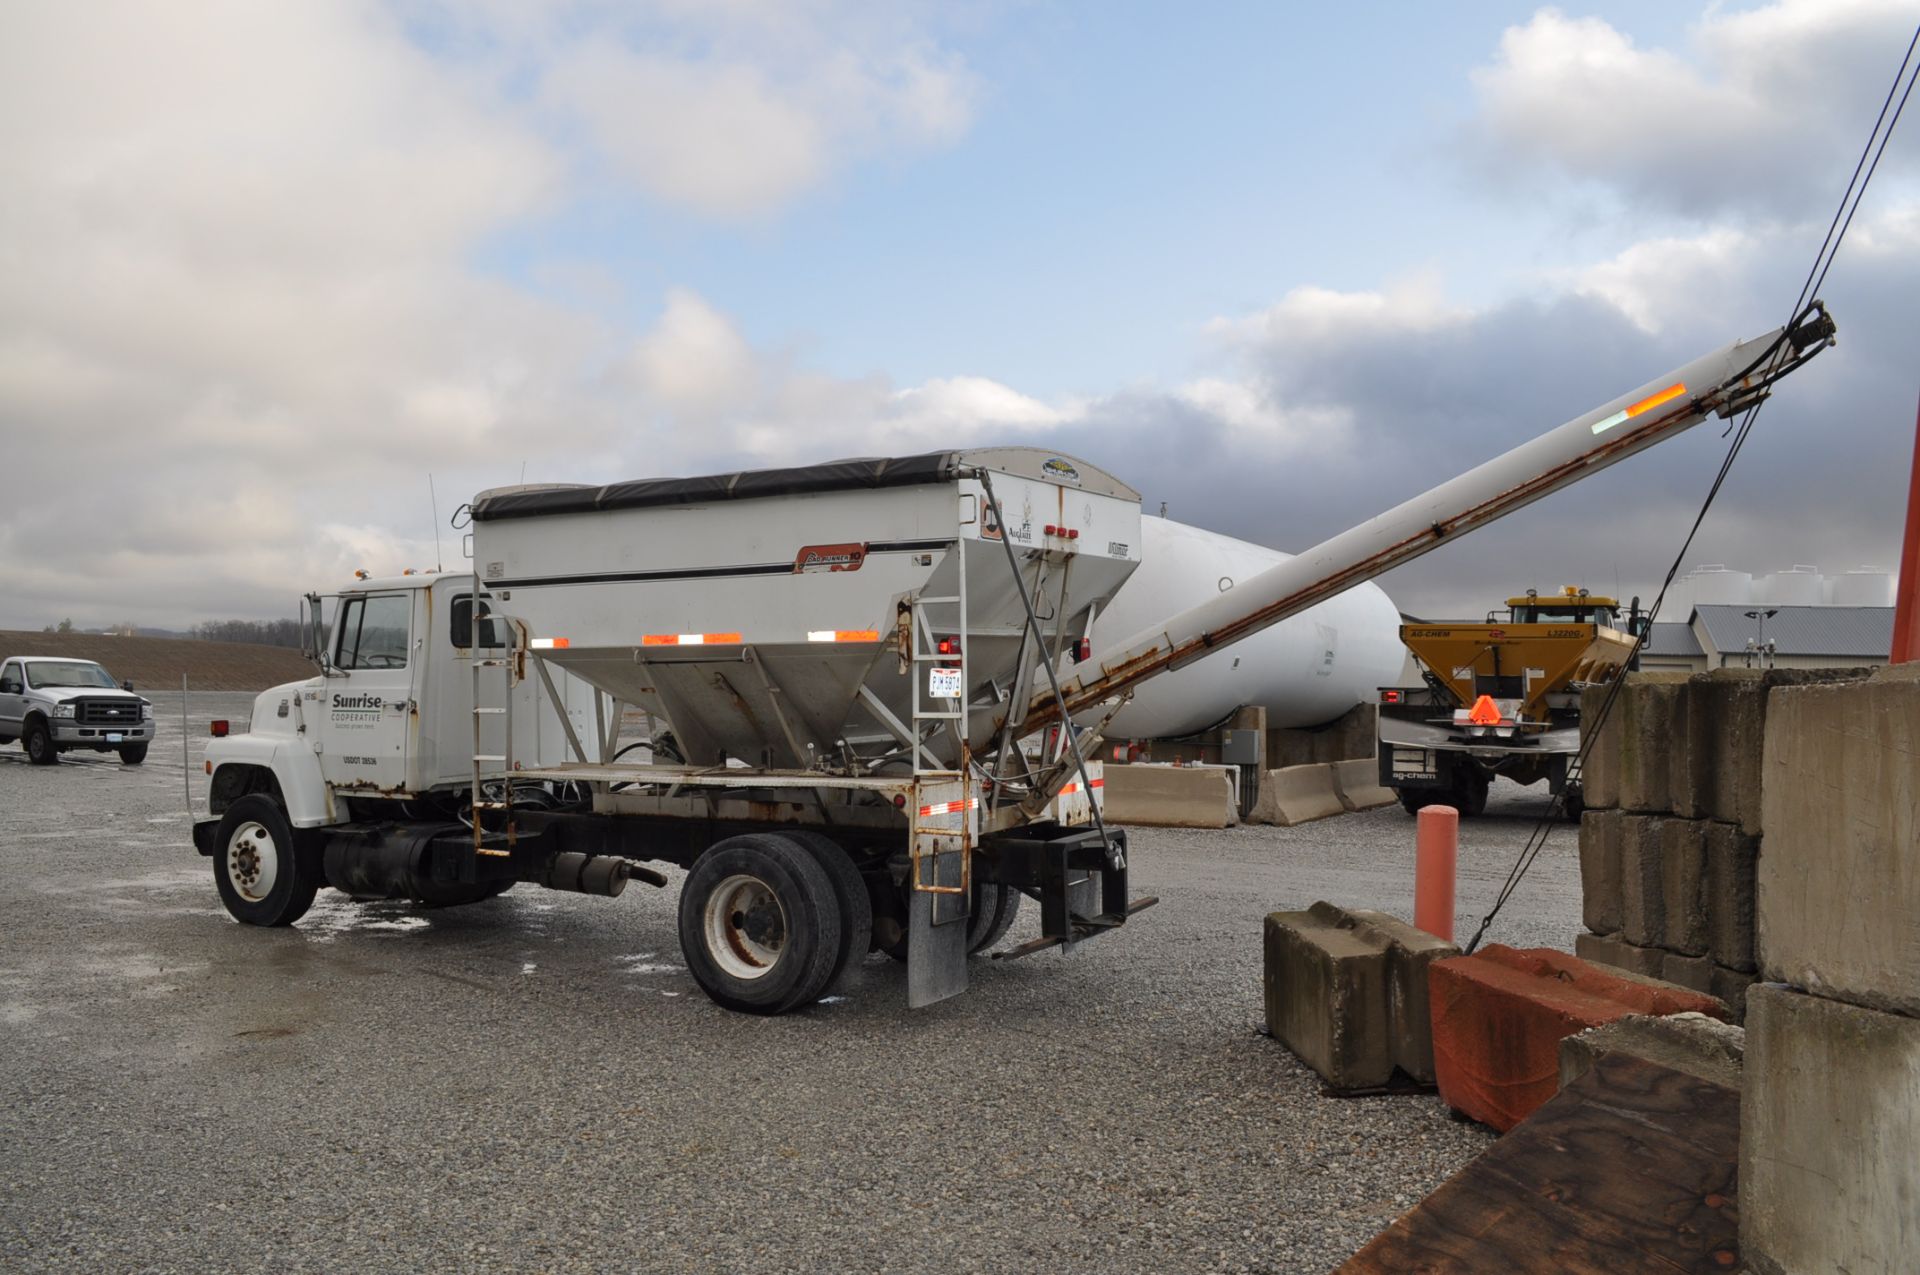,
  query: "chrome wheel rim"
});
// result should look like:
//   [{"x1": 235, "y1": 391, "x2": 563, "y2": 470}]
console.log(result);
[{"x1": 226, "y1": 821, "x2": 280, "y2": 903}]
